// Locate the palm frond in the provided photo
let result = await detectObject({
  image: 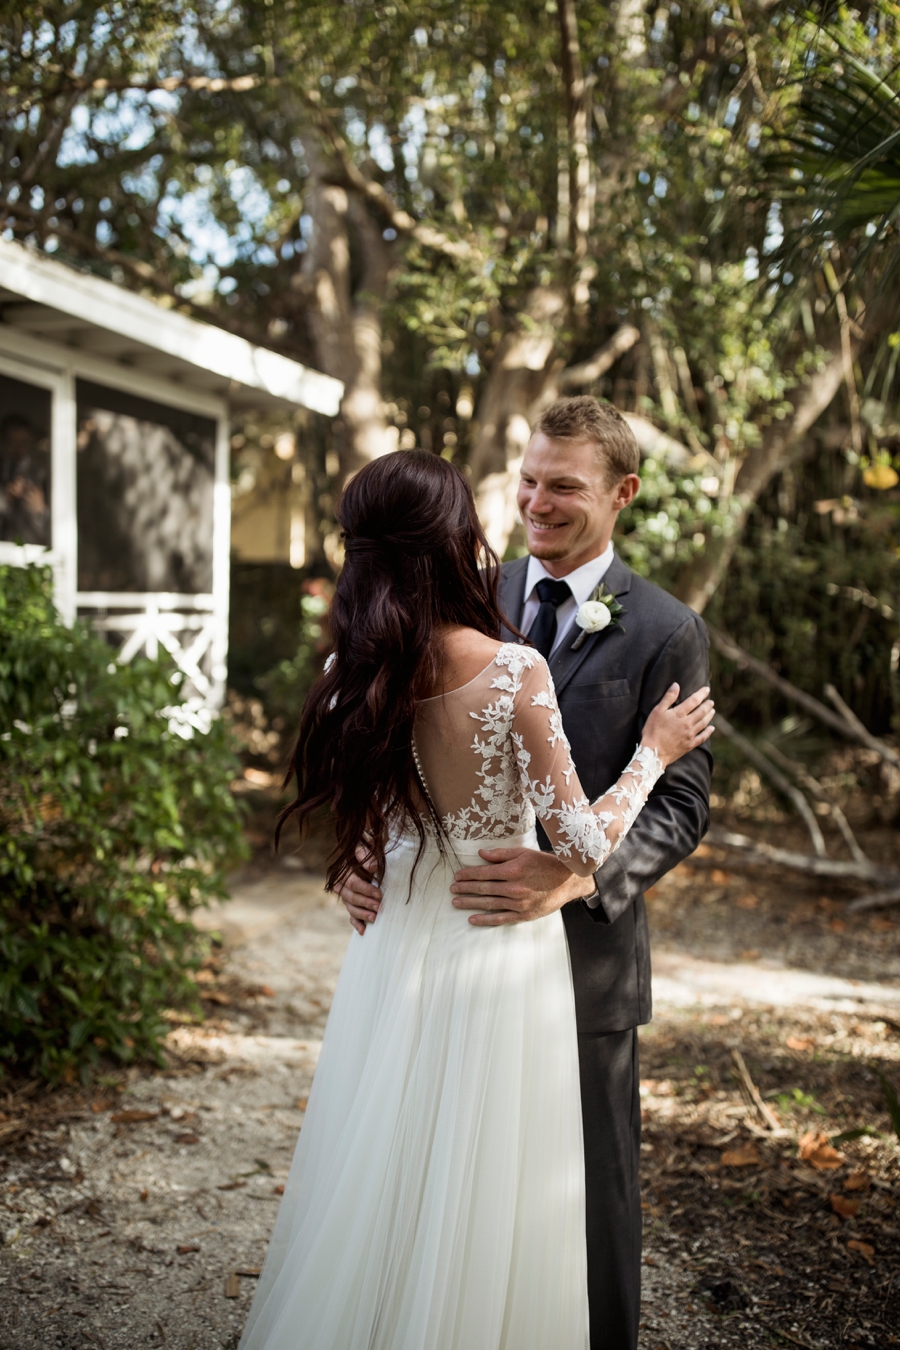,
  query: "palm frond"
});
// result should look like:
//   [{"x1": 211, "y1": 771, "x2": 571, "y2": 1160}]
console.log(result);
[{"x1": 769, "y1": 34, "x2": 900, "y2": 279}]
